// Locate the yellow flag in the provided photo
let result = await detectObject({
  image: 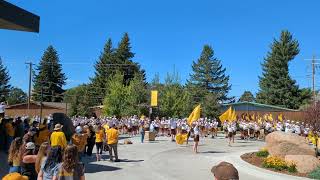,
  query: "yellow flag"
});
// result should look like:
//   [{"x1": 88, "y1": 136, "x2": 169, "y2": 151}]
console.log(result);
[
  {"x1": 219, "y1": 107, "x2": 232, "y2": 123},
  {"x1": 187, "y1": 105, "x2": 201, "y2": 125},
  {"x1": 176, "y1": 133, "x2": 188, "y2": 145},
  {"x1": 229, "y1": 108, "x2": 237, "y2": 122},
  {"x1": 278, "y1": 114, "x2": 283, "y2": 122},
  {"x1": 151, "y1": 90, "x2": 158, "y2": 106},
  {"x1": 268, "y1": 114, "x2": 273, "y2": 121},
  {"x1": 251, "y1": 114, "x2": 255, "y2": 121}
]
